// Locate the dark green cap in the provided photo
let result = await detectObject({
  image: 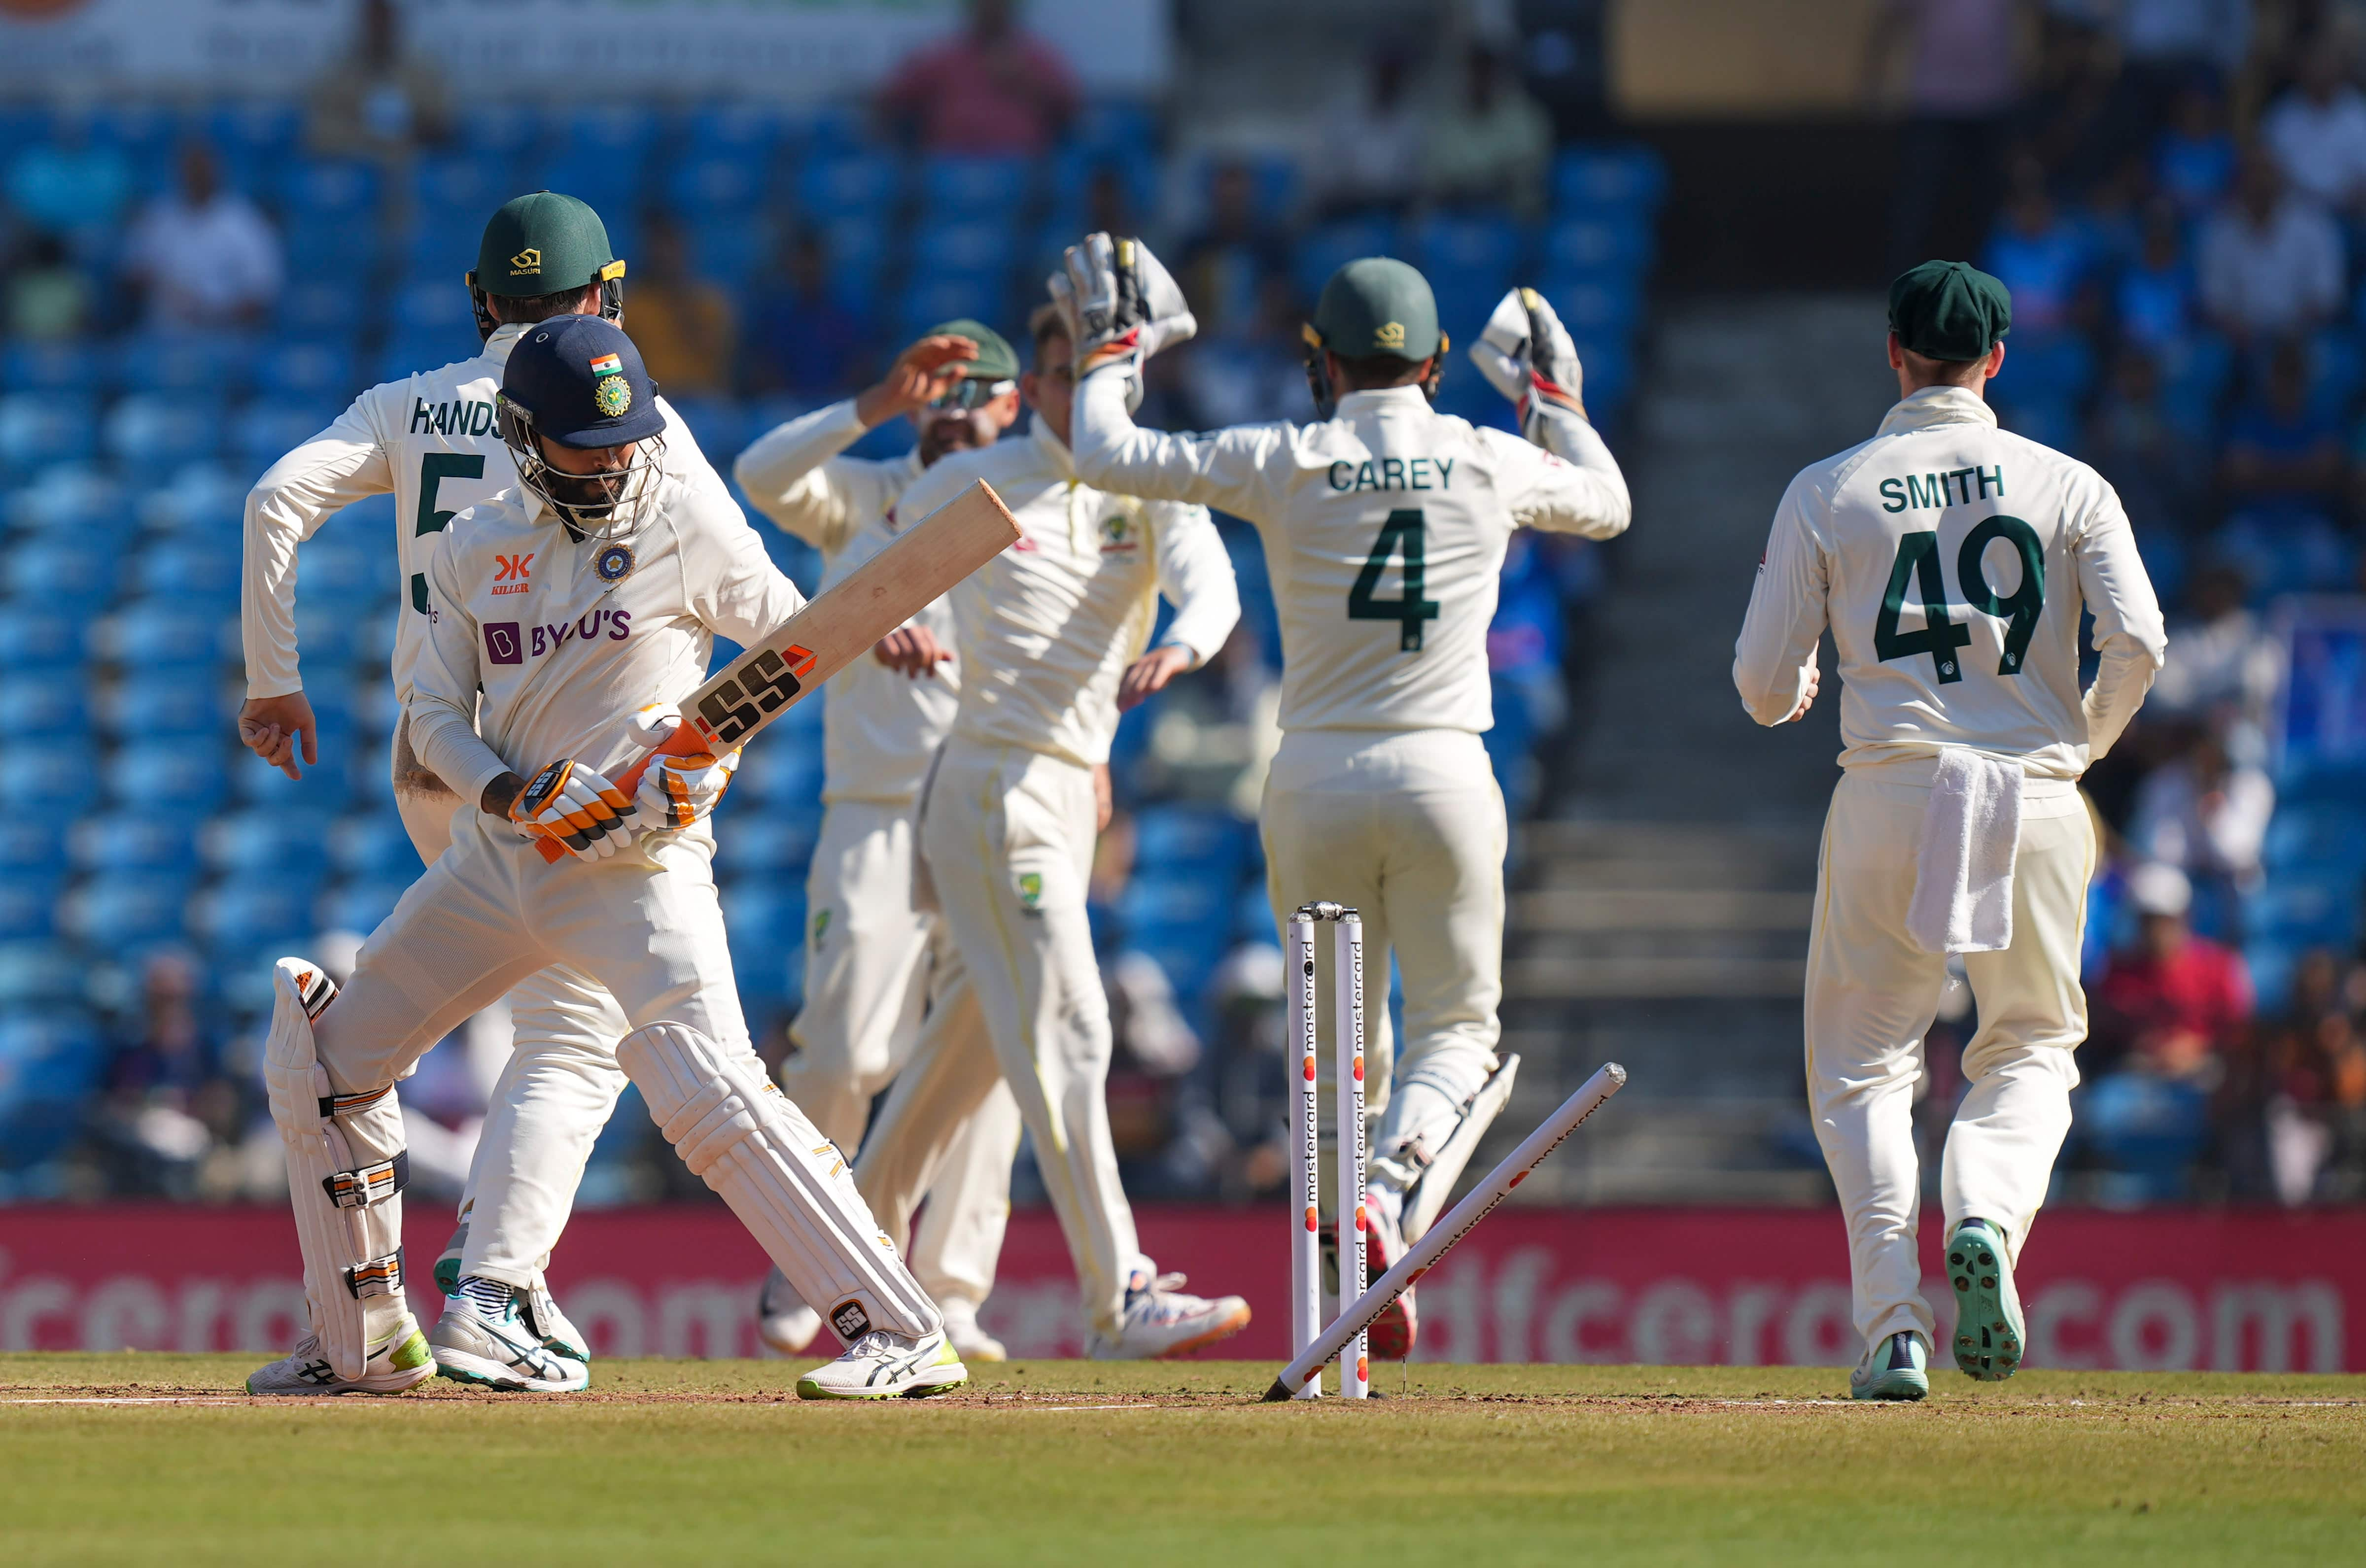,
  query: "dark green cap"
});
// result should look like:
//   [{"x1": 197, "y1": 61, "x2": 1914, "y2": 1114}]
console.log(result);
[
  {"x1": 1888, "y1": 260, "x2": 2011, "y2": 362},
  {"x1": 1309, "y1": 257, "x2": 1442, "y2": 360},
  {"x1": 473, "y1": 191, "x2": 624, "y2": 298},
  {"x1": 927, "y1": 318, "x2": 1019, "y2": 382}
]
